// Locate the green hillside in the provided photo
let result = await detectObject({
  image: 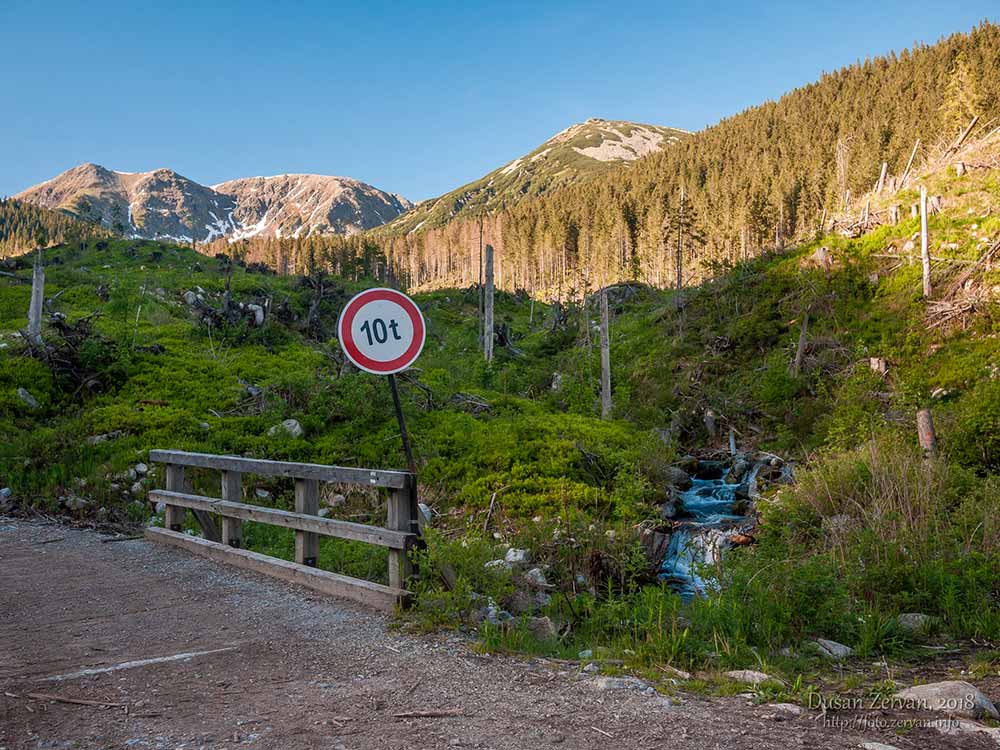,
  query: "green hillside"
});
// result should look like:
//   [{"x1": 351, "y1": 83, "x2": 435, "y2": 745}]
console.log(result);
[
  {"x1": 0, "y1": 197, "x2": 110, "y2": 259},
  {"x1": 2, "y1": 141, "x2": 999, "y2": 696}
]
